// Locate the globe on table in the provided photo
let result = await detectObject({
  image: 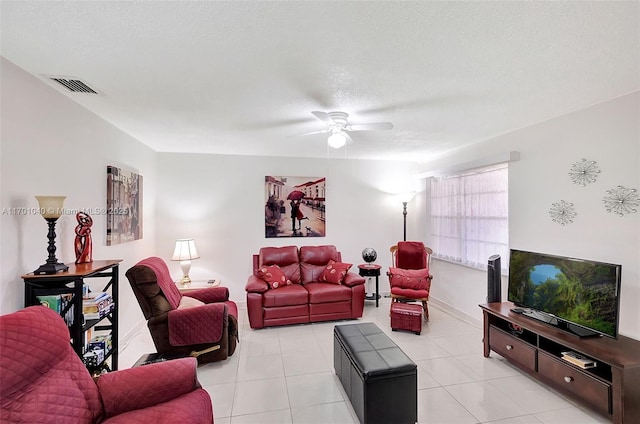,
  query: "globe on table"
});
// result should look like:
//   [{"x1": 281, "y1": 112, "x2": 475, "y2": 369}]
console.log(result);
[{"x1": 362, "y1": 248, "x2": 377, "y2": 264}]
